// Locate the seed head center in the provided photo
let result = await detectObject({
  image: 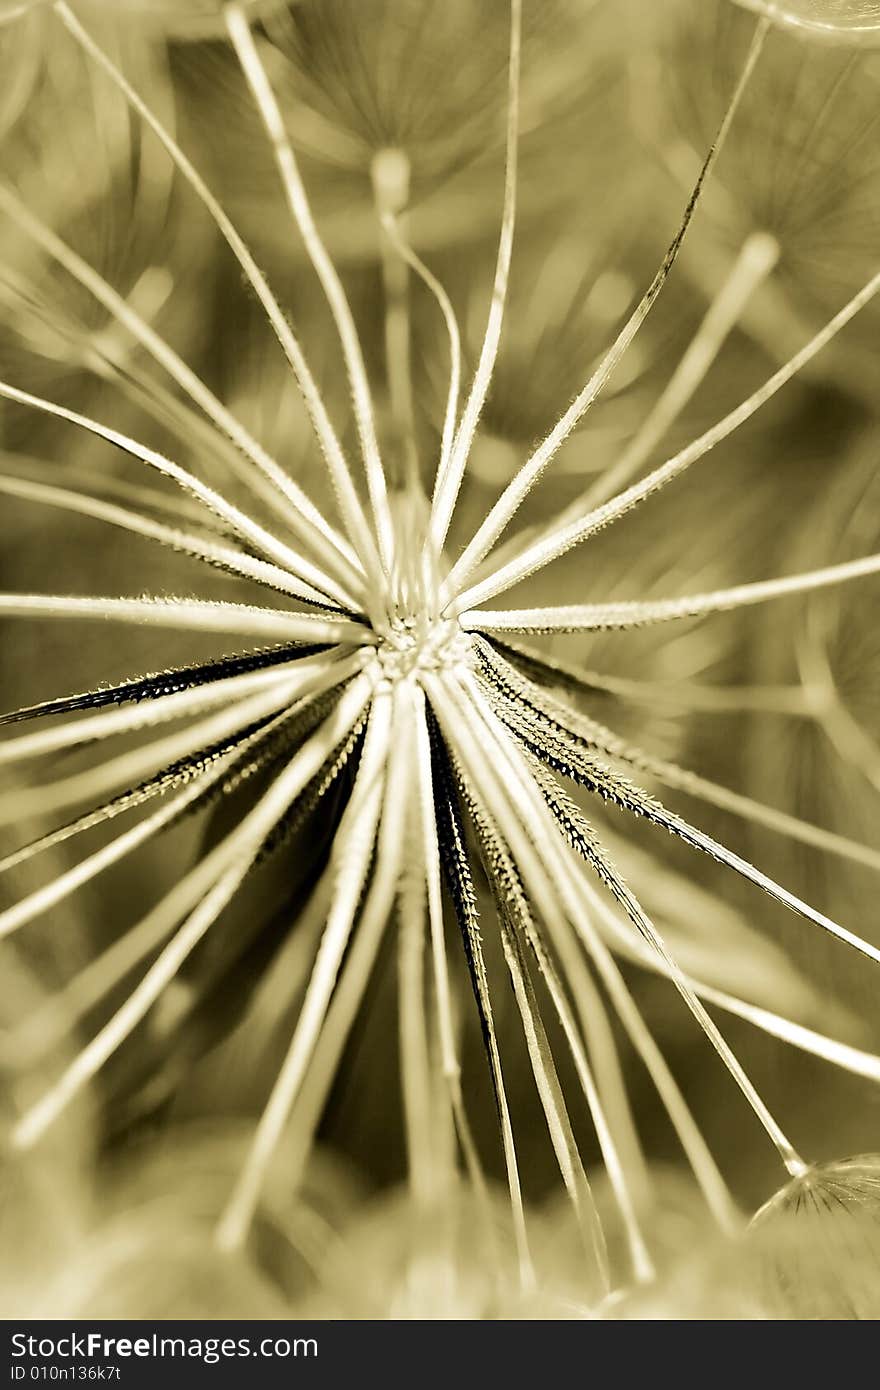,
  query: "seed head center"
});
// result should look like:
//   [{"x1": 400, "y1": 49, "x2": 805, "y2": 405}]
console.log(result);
[{"x1": 376, "y1": 615, "x2": 471, "y2": 682}]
